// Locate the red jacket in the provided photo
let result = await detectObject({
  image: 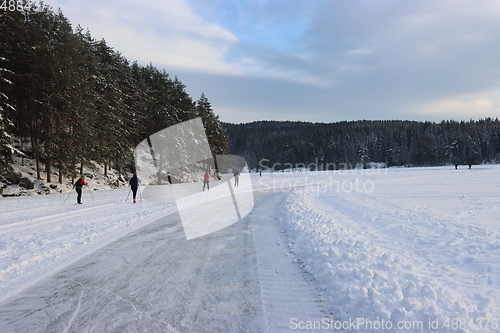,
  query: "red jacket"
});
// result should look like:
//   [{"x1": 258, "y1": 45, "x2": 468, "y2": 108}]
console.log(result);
[
  {"x1": 203, "y1": 174, "x2": 210, "y2": 182},
  {"x1": 74, "y1": 178, "x2": 88, "y2": 189}
]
